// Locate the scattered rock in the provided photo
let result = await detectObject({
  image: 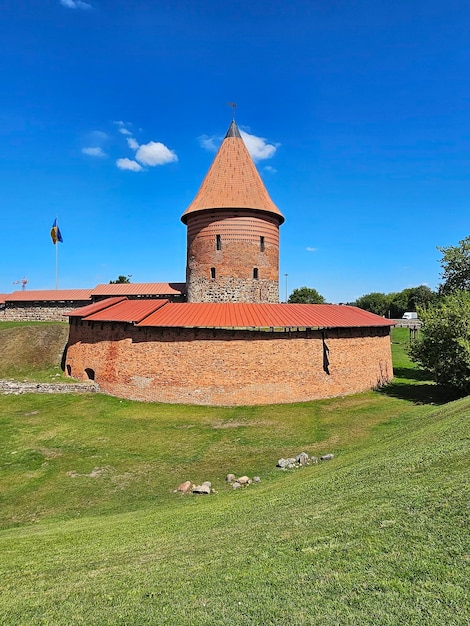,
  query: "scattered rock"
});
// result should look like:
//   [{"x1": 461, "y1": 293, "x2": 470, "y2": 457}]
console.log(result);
[
  {"x1": 176, "y1": 480, "x2": 193, "y2": 494},
  {"x1": 296, "y1": 452, "x2": 309, "y2": 466},
  {"x1": 277, "y1": 452, "x2": 334, "y2": 469},
  {"x1": 237, "y1": 476, "x2": 250, "y2": 485},
  {"x1": 192, "y1": 483, "x2": 211, "y2": 495},
  {"x1": 175, "y1": 474, "x2": 261, "y2": 495}
]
